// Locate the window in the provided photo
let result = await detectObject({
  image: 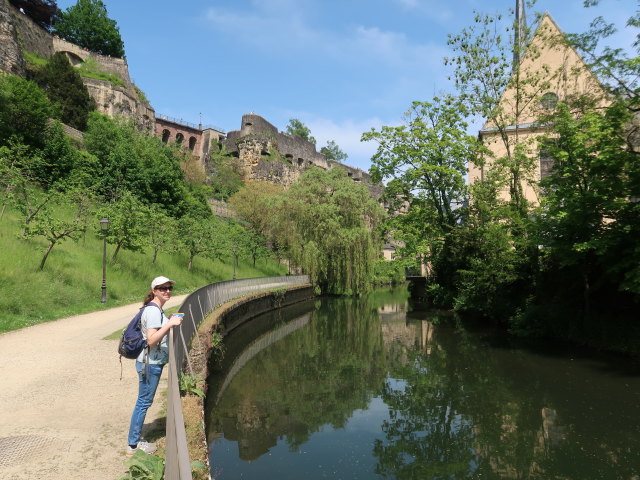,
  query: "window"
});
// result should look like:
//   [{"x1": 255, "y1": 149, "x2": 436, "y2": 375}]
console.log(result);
[
  {"x1": 189, "y1": 137, "x2": 197, "y2": 151},
  {"x1": 539, "y1": 148, "x2": 554, "y2": 180},
  {"x1": 176, "y1": 133, "x2": 184, "y2": 145},
  {"x1": 540, "y1": 92, "x2": 558, "y2": 110},
  {"x1": 161, "y1": 129, "x2": 170, "y2": 143}
]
